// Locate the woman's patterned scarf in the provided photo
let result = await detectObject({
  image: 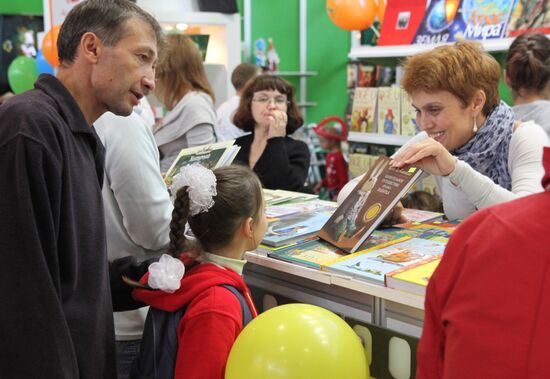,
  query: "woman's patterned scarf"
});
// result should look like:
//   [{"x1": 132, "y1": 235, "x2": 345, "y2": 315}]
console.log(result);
[{"x1": 454, "y1": 100, "x2": 514, "y2": 190}]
